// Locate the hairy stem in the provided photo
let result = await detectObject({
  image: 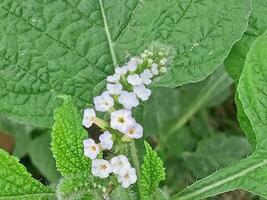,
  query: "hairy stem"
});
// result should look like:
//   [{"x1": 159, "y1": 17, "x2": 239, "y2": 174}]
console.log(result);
[{"x1": 129, "y1": 140, "x2": 143, "y2": 200}]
